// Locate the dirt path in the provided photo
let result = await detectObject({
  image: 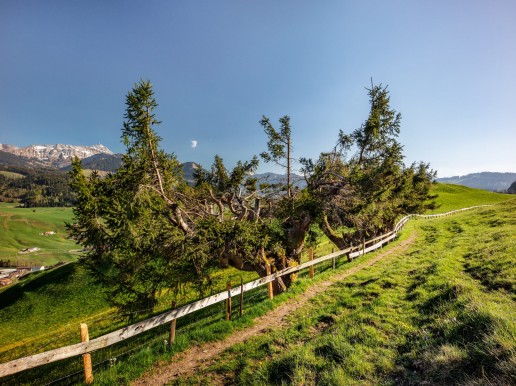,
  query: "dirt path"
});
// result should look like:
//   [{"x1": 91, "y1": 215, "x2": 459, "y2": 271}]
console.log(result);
[{"x1": 133, "y1": 234, "x2": 416, "y2": 385}]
